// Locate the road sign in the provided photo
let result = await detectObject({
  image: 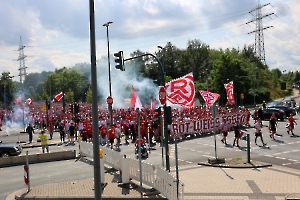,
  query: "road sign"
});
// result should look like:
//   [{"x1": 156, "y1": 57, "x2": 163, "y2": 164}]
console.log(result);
[
  {"x1": 159, "y1": 86, "x2": 167, "y2": 105},
  {"x1": 107, "y1": 96, "x2": 113, "y2": 105}
]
